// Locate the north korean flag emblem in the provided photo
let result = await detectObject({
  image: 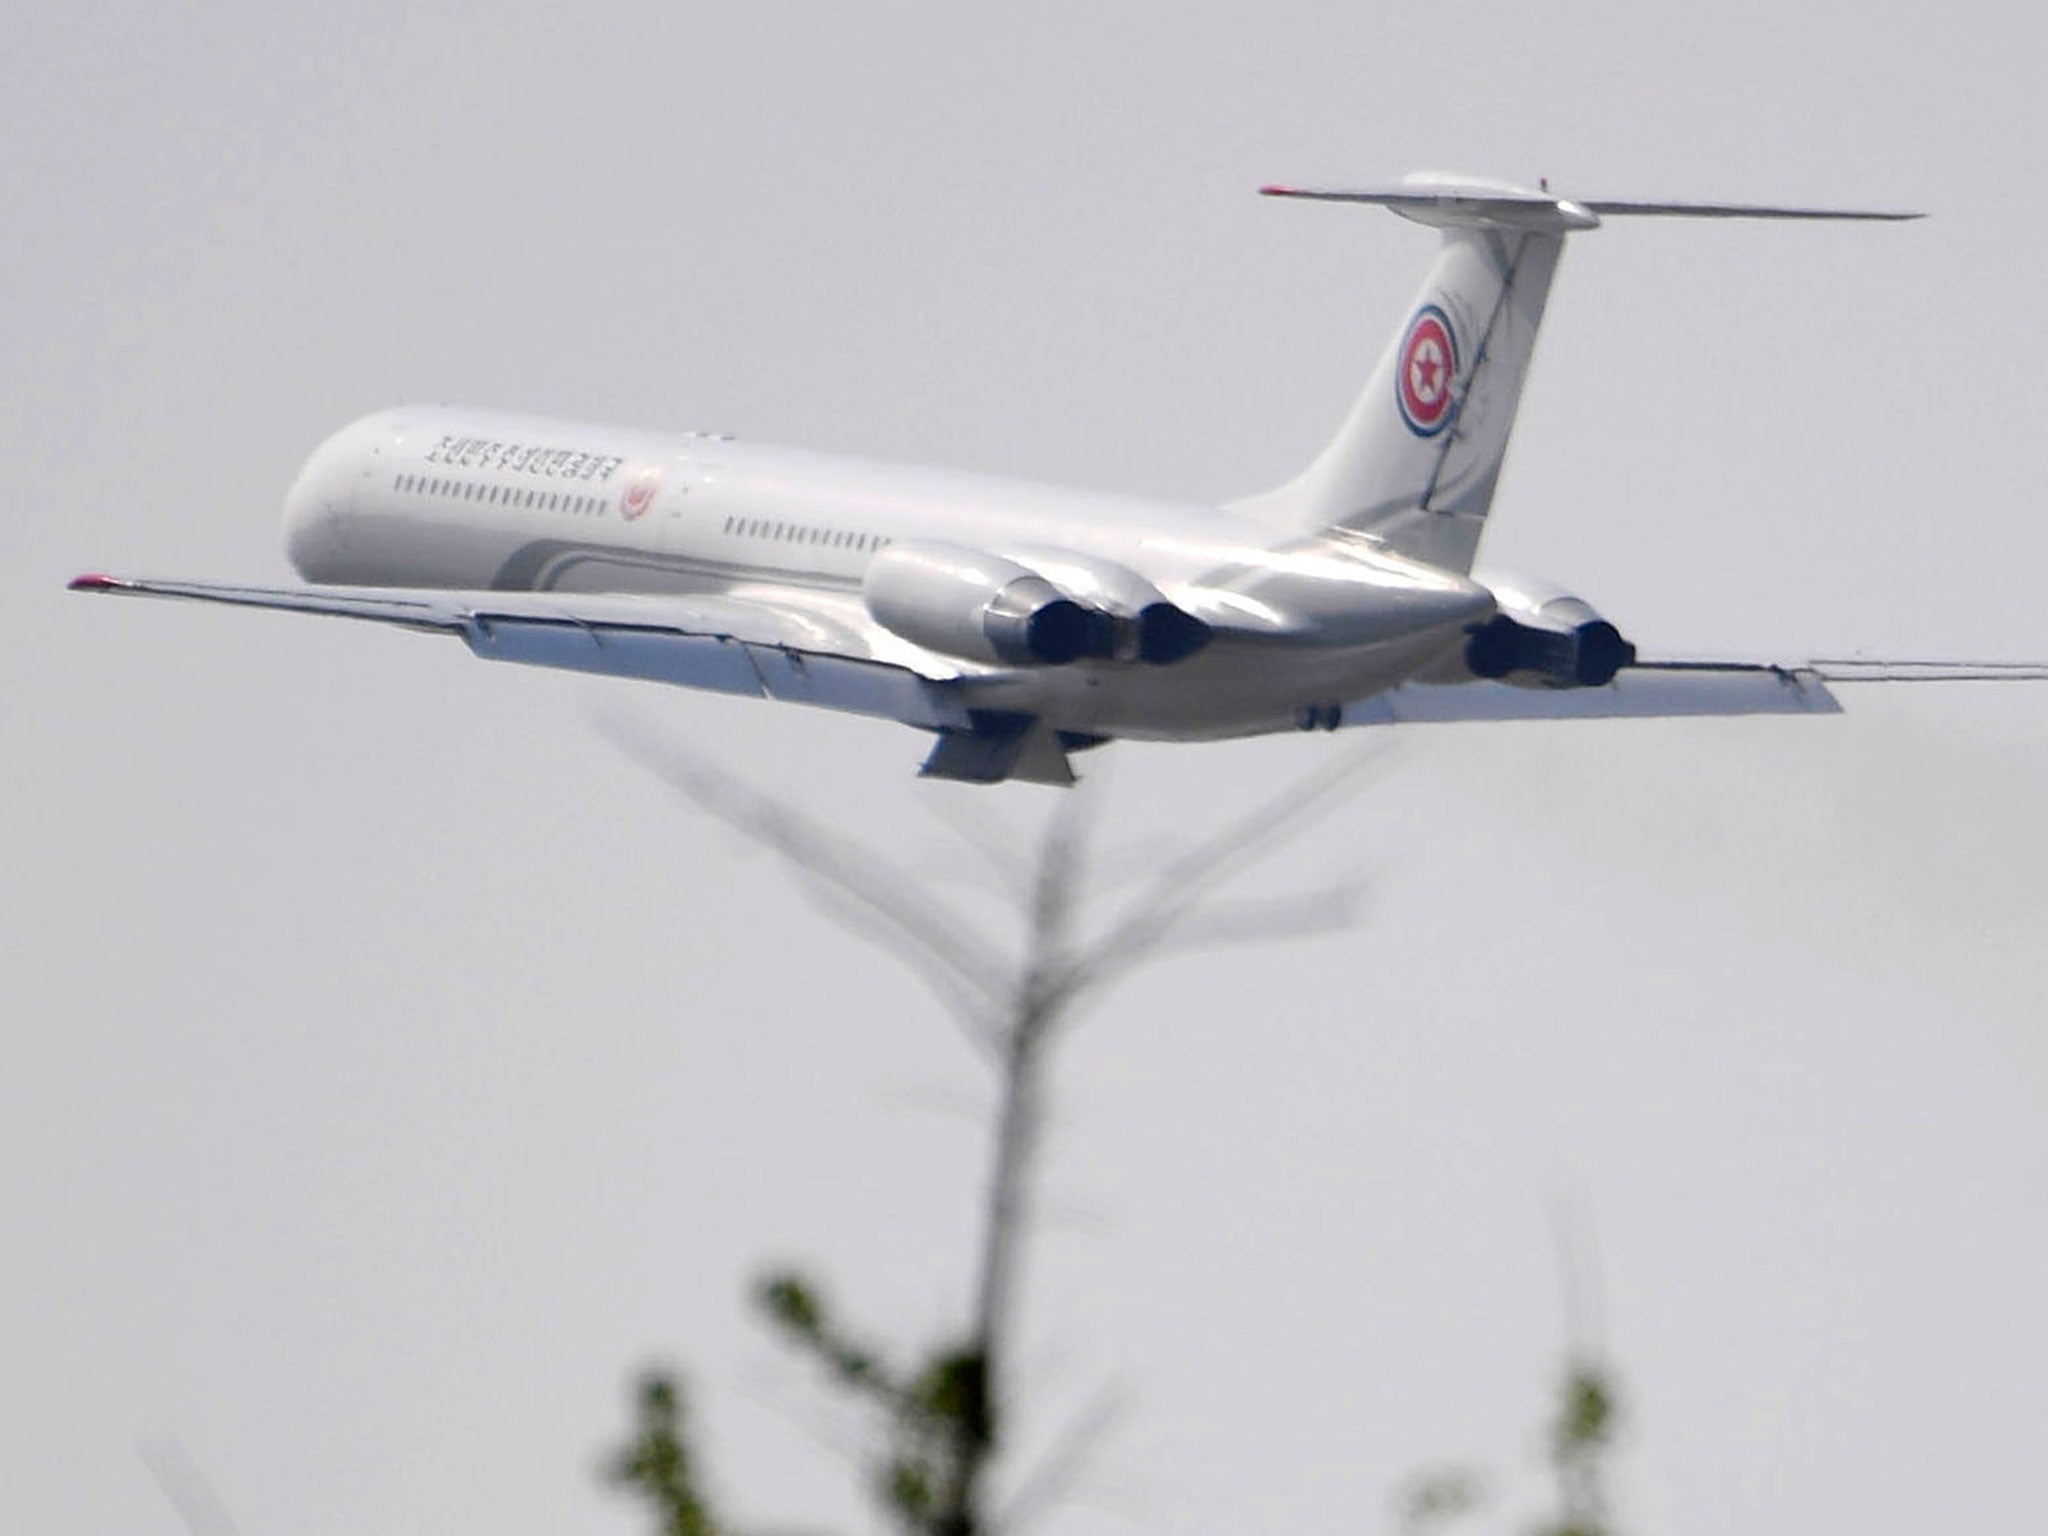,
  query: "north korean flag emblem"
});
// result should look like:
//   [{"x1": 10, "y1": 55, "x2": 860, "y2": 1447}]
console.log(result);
[
  {"x1": 1396, "y1": 305, "x2": 1458, "y2": 437},
  {"x1": 621, "y1": 465, "x2": 663, "y2": 520}
]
